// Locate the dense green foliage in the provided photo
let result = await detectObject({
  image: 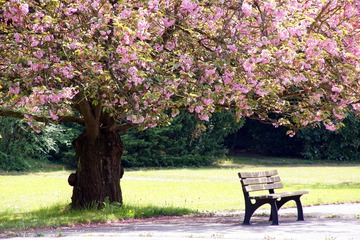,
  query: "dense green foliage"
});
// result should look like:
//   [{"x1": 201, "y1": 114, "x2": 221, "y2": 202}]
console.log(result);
[
  {"x1": 0, "y1": 118, "x2": 46, "y2": 171},
  {"x1": 0, "y1": 118, "x2": 81, "y2": 171},
  {"x1": 298, "y1": 115, "x2": 360, "y2": 161},
  {"x1": 122, "y1": 111, "x2": 244, "y2": 167},
  {"x1": 225, "y1": 118, "x2": 303, "y2": 157},
  {"x1": 227, "y1": 116, "x2": 360, "y2": 162}
]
